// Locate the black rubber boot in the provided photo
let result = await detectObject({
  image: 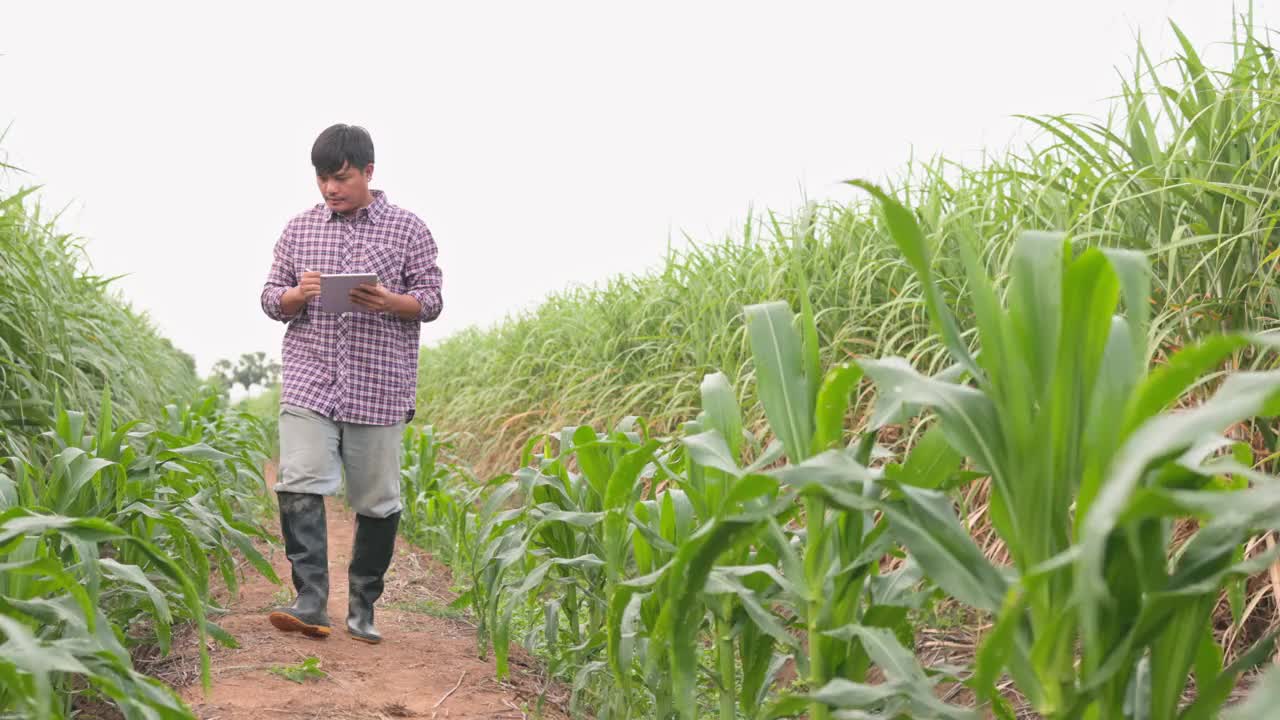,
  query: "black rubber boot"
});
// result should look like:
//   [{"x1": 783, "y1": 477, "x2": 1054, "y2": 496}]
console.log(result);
[
  {"x1": 346, "y1": 511, "x2": 400, "y2": 644},
  {"x1": 268, "y1": 492, "x2": 331, "y2": 638}
]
